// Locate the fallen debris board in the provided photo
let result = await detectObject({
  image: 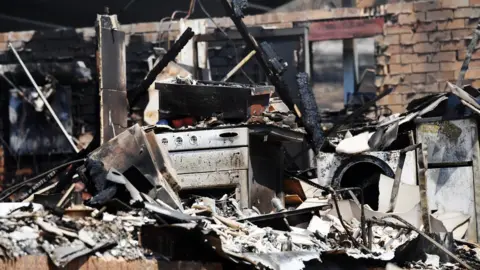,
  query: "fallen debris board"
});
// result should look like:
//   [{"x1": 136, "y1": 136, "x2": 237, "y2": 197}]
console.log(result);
[
  {"x1": 431, "y1": 212, "x2": 470, "y2": 240},
  {"x1": 377, "y1": 175, "x2": 420, "y2": 213}
]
